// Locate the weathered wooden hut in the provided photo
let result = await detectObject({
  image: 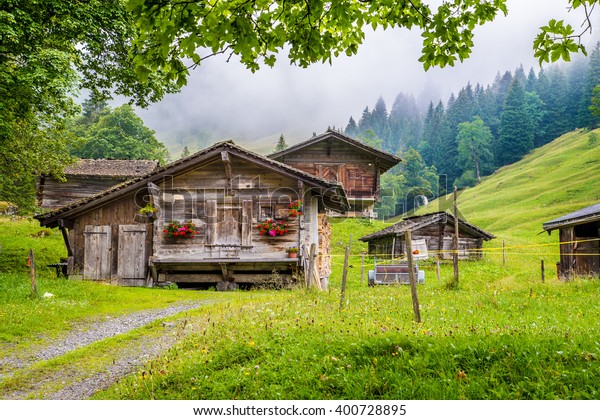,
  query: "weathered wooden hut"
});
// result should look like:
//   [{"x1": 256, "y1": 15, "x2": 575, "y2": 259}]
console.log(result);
[
  {"x1": 37, "y1": 159, "x2": 159, "y2": 209},
  {"x1": 269, "y1": 130, "x2": 401, "y2": 217},
  {"x1": 35, "y1": 141, "x2": 347, "y2": 289},
  {"x1": 543, "y1": 203, "x2": 600, "y2": 279},
  {"x1": 359, "y1": 211, "x2": 495, "y2": 259}
]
